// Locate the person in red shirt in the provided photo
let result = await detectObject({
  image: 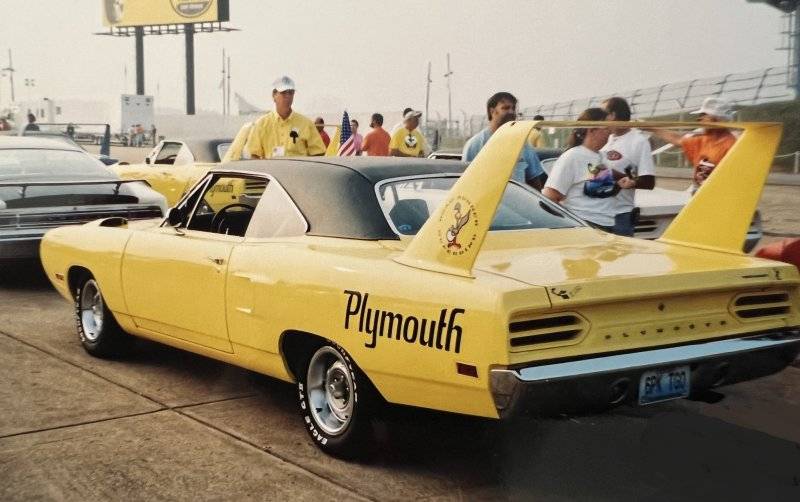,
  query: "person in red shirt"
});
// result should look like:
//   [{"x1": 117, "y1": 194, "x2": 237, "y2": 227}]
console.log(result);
[
  {"x1": 315, "y1": 117, "x2": 330, "y2": 148},
  {"x1": 653, "y1": 97, "x2": 737, "y2": 190},
  {"x1": 361, "y1": 113, "x2": 391, "y2": 156}
]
